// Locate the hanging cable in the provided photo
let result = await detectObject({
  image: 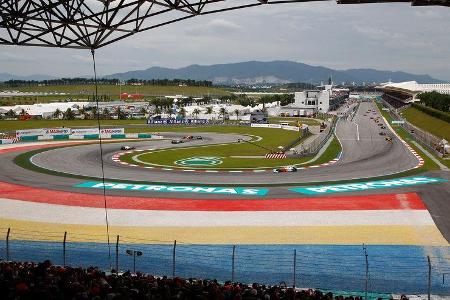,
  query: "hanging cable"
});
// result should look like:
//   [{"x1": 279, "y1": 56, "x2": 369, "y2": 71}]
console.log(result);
[{"x1": 91, "y1": 48, "x2": 112, "y2": 271}]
